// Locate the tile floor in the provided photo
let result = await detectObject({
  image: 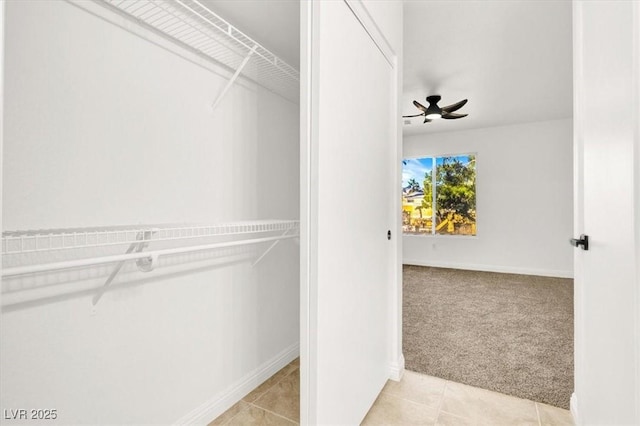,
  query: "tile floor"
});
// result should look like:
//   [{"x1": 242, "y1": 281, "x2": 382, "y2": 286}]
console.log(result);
[
  {"x1": 210, "y1": 361, "x2": 574, "y2": 426},
  {"x1": 209, "y1": 358, "x2": 300, "y2": 426},
  {"x1": 363, "y1": 371, "x2": 573, "y2": 426}
]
